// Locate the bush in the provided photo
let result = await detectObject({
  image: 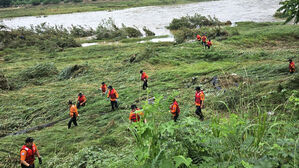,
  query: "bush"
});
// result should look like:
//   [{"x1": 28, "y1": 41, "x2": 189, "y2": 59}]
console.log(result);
[
  {"x1": 143, "y1": 26, "x2": 155, "y2": 36},
  {"x1": 0, "y1": 23, "x2": 80, "y2": 51},
  {"x1": 167, "y1": 14, "x2": 225, "y2": 30},
  {"x1": 19, "y1": 63, "x2": 58, "y2": 80},
  {"x1": 124, "y1": 26, "x2": 142, "y2": 38},
  {"x1": 96, "y1": 18, "x2": 142, "y2": 40},
  {"x1": 31, "y1": 0, "x2": 40, "y2": 5},
  {"x1": 58, "y1": 64, "x2": 88, "y2": 80},
  {"x1": 69, "y1": 25, "x2": 95, "y2": 38},
  {"x1": 0, "y1": 72, "x2": 10, "y2": 90}
]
